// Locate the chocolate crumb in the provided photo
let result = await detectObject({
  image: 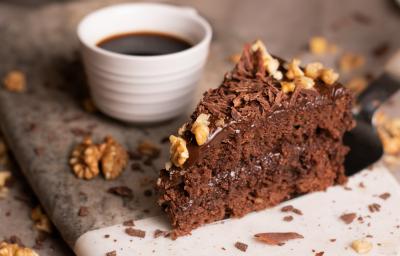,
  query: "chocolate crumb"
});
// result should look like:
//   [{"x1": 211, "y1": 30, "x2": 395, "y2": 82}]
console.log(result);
[
  {"x1": 154, "y1": 229, "x2": 170, "y2": 238},
  {"x1": 254, "y1": 232, "x2": 304, "y2": 246},
  {"x1": 315, "y1": 252, "x2": 324, "y2": 256},
  {"x1": 379, "y1": 192, "x2": 391, "y2": 200},
  {"x1": 234, "y1": 241, "x2": 248, "y2": 252},
  {"x1": 143, "y1": 189, "x2": 153, "y2": 197},
  {"x1": 131, "y1": 162, "x2": 142, "y2": 172},
  {"x1": 122, "y1": 220, "x2": 135, "y2": 227},
  {"x1": 330, "y1": 238, "x2": 336, "y2": 242},
  {"x1": 104, "y1": 234, "x2": 110, "y2": 238},
  {"x1": 366, "y1": 234, "x2": 373, "y2": 238},
  {"x1": 292, "y1": 208, "x2": 303, "y2": 215},
  {"x1": 107, "y1": 186, "x2": 133, "y2": 198},
  {"x1": 281, "y1": 205, "x2": 294, "y2": 212},
  {"x1": 78, "y1": 206, "x2": 89, "y2": 217},
  {"x1": 359, "y1": 182, "x2": 365, "y2": 188},
  {"x1": 340, "y1": 213, "x2": 357, "y2": 224},
  {"x1": 221, "y1": 247, "x2": 226, "y2": 251},
  {"x1": 352, "y1": 12, "x2": 372, "y2": 25},
  {"x1": 125, "y1": 228, "x2": 146, "y2": 238},
  {"x1": 372, "y1": 42, "x2": 390, "y2": 58},
  {"x1": 344, "y1": 186, "x2": 352, "y2": 191},
  {"x1": 368, "y1": 203, "x2": 381, "y2": 213},
  {"x1": 283, "y1": 216, "x2": 293, "y2": 222},
  {"x1": 106, "y1": 250, "x2": 117, "y2": 256}
]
